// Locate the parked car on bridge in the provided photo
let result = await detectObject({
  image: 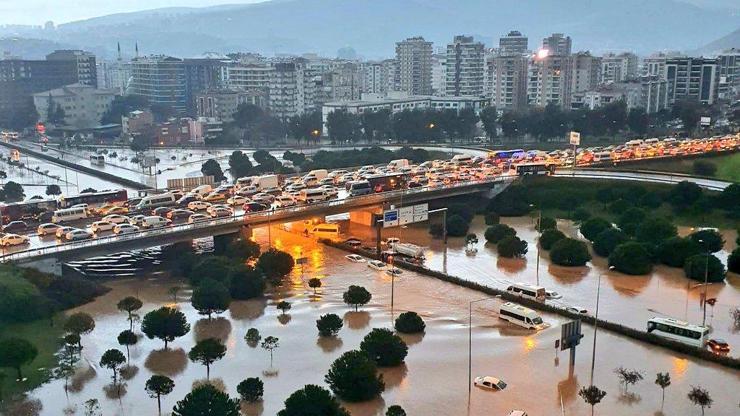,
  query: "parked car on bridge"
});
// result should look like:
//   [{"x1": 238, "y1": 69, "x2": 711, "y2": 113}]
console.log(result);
[
  {"x1": 55, "y1": 226, "x2": 76, "y2": 239},
  {"x1": 227, "y1": 195, "x2": 249, "y2": 206},
  {"x1": 210, "y1": 207, "x2": 233, "y2": 218},
  {"x1": 188, "y1": 201, "x2": 211, "y2": 211},
  {"x1": 2, "y1": 221, "x2": 27, "y2": 233},
  {"x1": 141, "y1": 216, "x2": 170, "y2": 229},
  {"x1": 152, "y1": 206, "x2": 173, "y2": 217},
  {"x1": 167, "y1": 209, "x2": 194, "y2": 220},
  {"x1": 242, "y1": 202, "x2": 270, "y2": 213},
  {"x1": 103, "y1": 214, "x2": 129, "y2": 224},
  {"x1": 0, "y1": 233, "x2": 29, "y2": 246},
  {"x1": 128, "y1": 215, "x2": 146, "y2": 226},
  {"x1": 188, "y1": 213, "x2": 210, "y2": 224},
  {"x1": 113, "y1": 223, "x2": 139, "y2": 235},
  {"x1": 37, "y1": 223, "x2": 62, "y2": 236},
  {"x1": 65, "y1": 229, "x2": 92, "y2": 241},
  {"x1": 90, "y1": 220, "x2": 115, "y2": 234}
]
